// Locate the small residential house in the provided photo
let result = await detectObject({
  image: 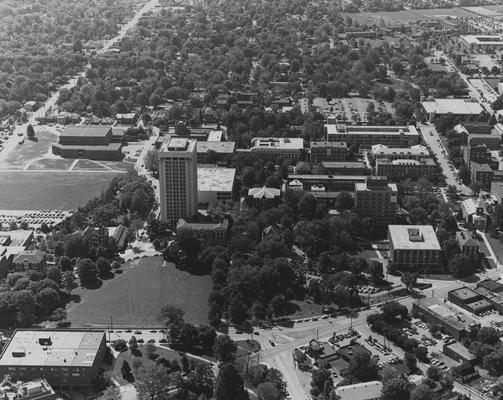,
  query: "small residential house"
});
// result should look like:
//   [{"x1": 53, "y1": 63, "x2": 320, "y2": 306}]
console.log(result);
[{"x1": 455, "y1": 231, "x2": 479, "y2": 257}]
